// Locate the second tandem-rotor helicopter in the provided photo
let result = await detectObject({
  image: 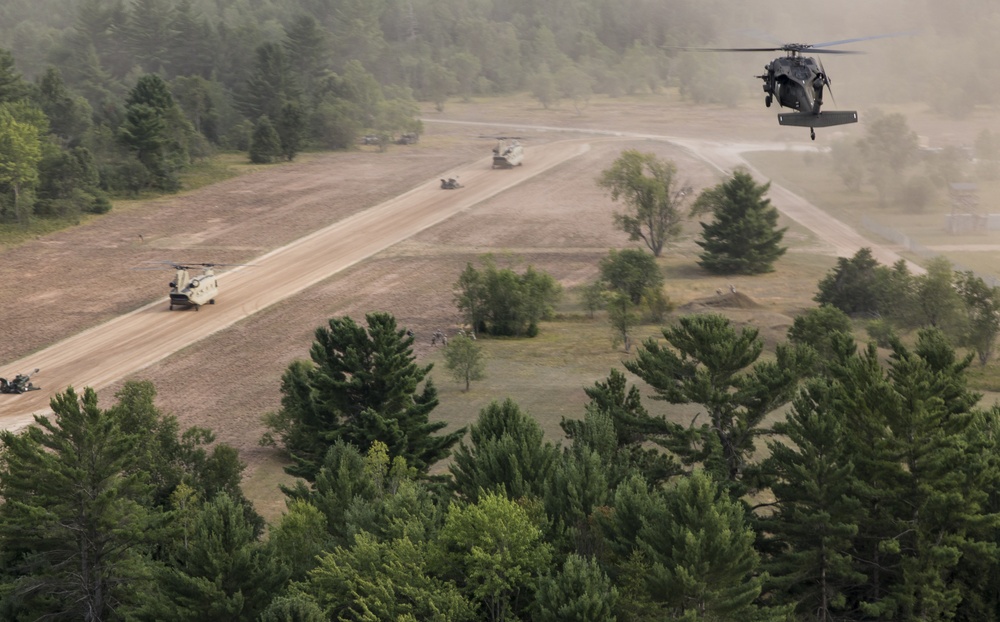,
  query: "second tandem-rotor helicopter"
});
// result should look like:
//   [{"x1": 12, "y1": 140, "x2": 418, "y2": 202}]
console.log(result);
[{"x1": 141, "y1": 261, "x2": 251, "y2": 310}]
